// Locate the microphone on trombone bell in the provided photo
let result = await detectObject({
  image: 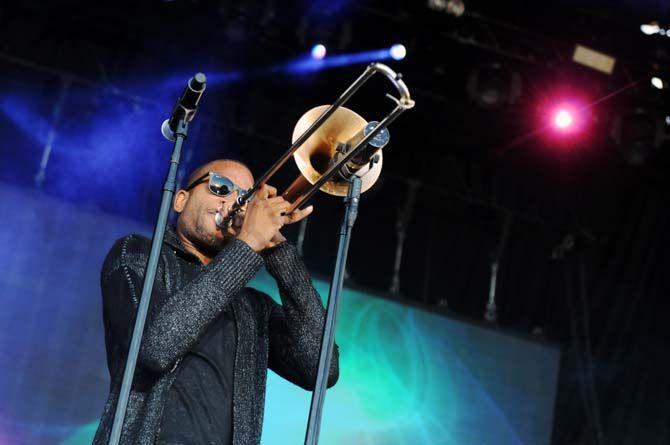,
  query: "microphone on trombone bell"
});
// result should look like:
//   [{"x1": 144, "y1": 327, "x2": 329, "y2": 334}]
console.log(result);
[
  {"x1": 161, "y1": 72, "x2": 207, "y2": 141},
  {"x1": 333, "y1": 121, "x2": 390, "y2": 180}
]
